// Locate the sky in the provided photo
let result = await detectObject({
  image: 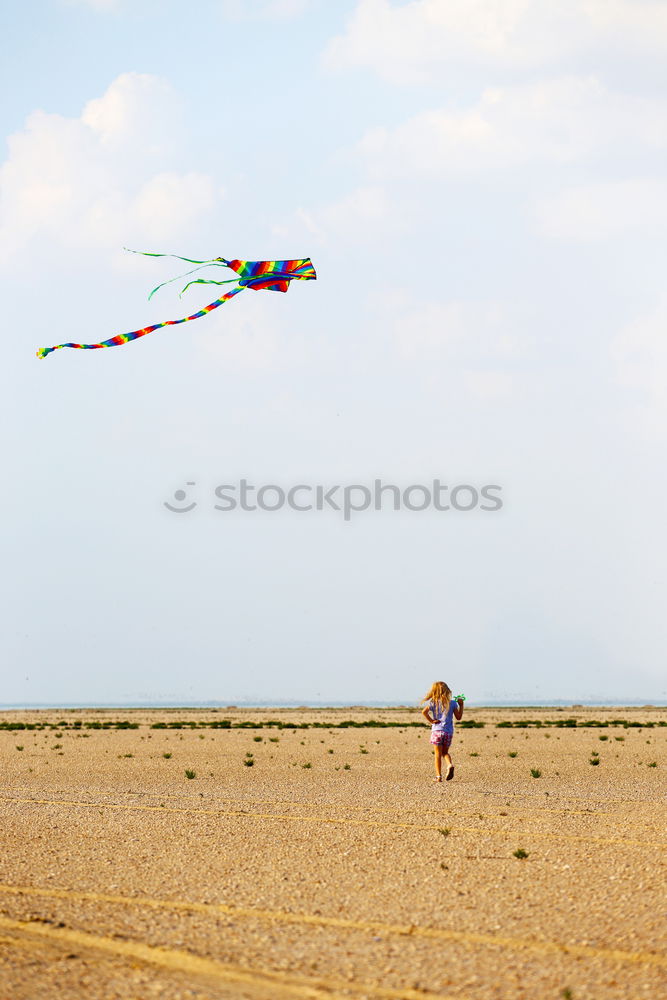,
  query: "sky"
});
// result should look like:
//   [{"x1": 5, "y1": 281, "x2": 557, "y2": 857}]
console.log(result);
[{"x1": 2, "y1": 0, "x2": 666, "y2": 706}]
